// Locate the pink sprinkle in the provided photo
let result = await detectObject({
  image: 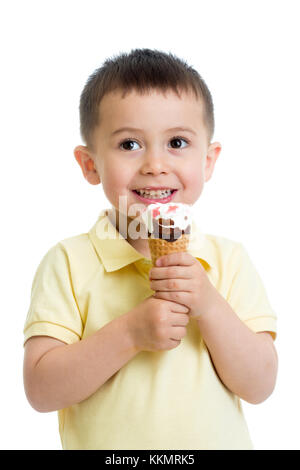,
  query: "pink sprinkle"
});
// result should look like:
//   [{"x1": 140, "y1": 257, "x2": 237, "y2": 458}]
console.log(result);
[
  {"x1": 167, "y1": 205, "x2": 178, "y2": 213},
  {"x1": 152, "y1": 207, "x2": 160, "y2": 218}
]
